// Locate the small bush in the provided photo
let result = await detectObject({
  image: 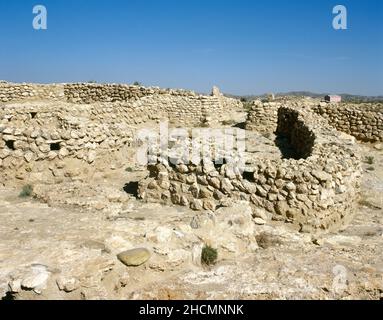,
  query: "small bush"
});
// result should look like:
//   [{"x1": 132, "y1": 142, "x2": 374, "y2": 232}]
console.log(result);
[
  {"x1": 201, "y1": 245, "x2": 218, "y2": 266},
  {"x1": 125, "y1": 167, "x2": 133, "y2": 172},
  {"x1": 243, "y1": 101, "x2": 253, "y2": 112},
  {"x1": 365, "y1": 156, "x2": 374, "y2": 165},
  {"x1": 133, "y1": 81, "x2": 141, "y2": 86},
  {"x1": 19, "y1": 184, "x2": 33, "y2": 198},
  {"x1": 366, "y1": 166, "x2": 375, "y2": 171}
]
